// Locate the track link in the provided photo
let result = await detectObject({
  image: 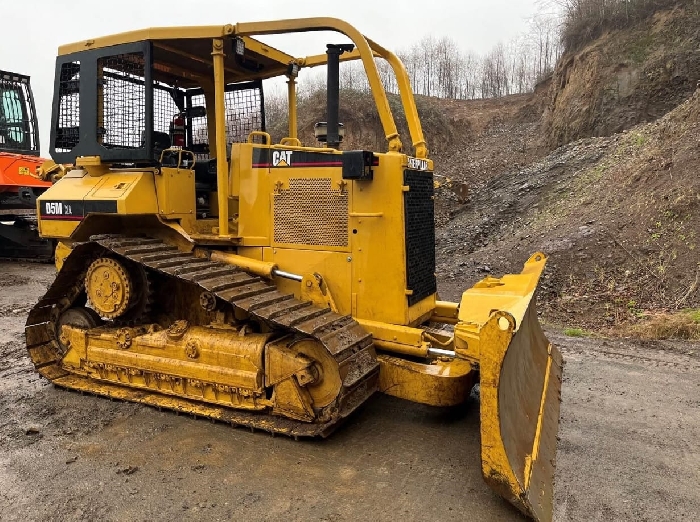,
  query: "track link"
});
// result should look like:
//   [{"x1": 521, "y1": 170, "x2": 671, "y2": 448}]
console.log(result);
[{"x1": 25, "y1": 236, "x2": 379, "y2": 438}]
